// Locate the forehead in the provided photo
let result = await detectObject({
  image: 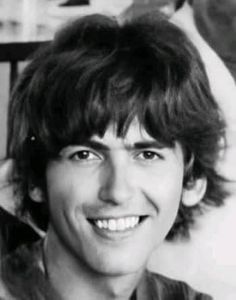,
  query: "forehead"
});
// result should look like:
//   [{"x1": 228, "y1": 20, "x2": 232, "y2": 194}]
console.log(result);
[{"x1": 90, "y1": 119, "x2": 182, "y2": 152}]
